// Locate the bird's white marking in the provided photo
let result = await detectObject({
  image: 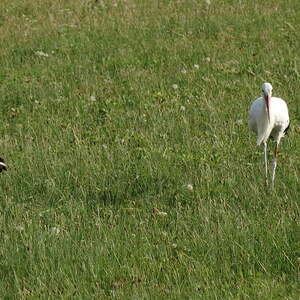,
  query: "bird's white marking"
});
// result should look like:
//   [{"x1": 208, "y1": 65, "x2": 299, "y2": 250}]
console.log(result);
[
  {"x1": 248, "y1": 83, "x2": 289, "y2": 186},
  {"x1": 0, "y1": 162, "x2": 7, "y2": 169}
]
